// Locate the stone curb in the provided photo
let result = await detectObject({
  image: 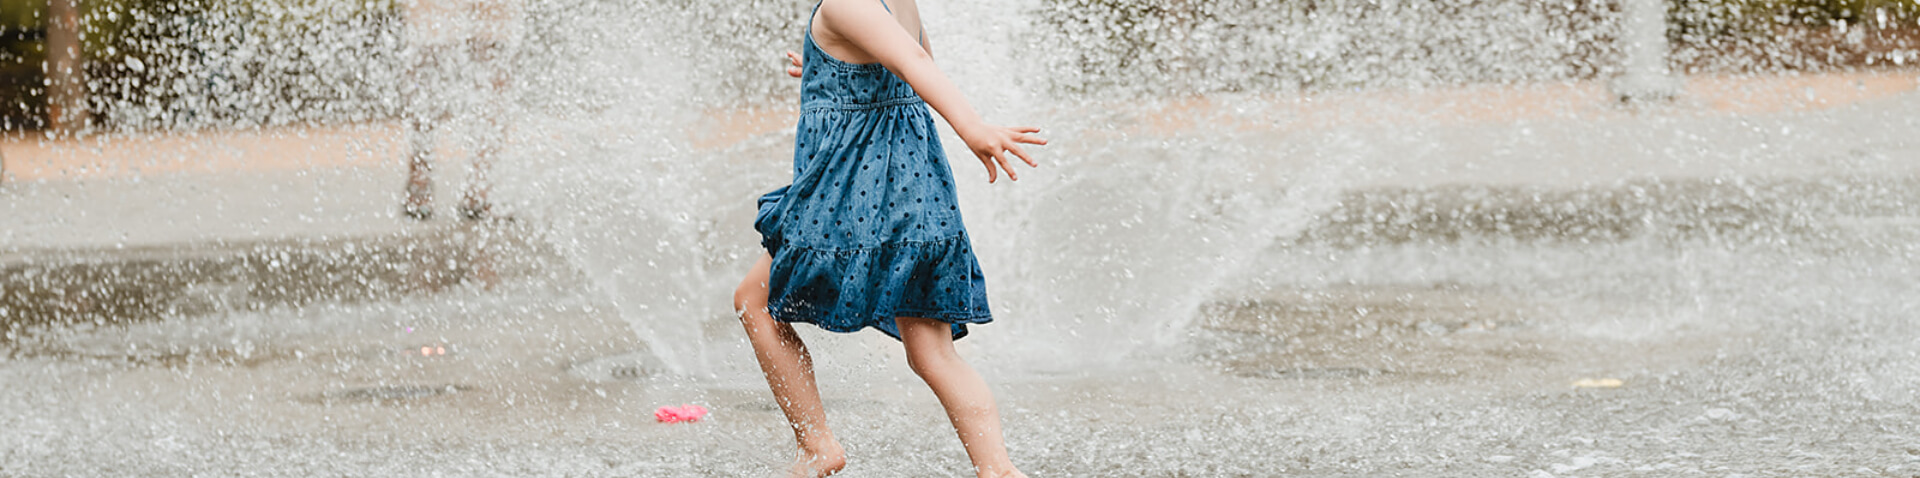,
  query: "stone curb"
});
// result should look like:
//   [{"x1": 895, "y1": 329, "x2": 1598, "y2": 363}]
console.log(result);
[{"x1": 1, "y1": 221, "x2": 550, "y2": 343}]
